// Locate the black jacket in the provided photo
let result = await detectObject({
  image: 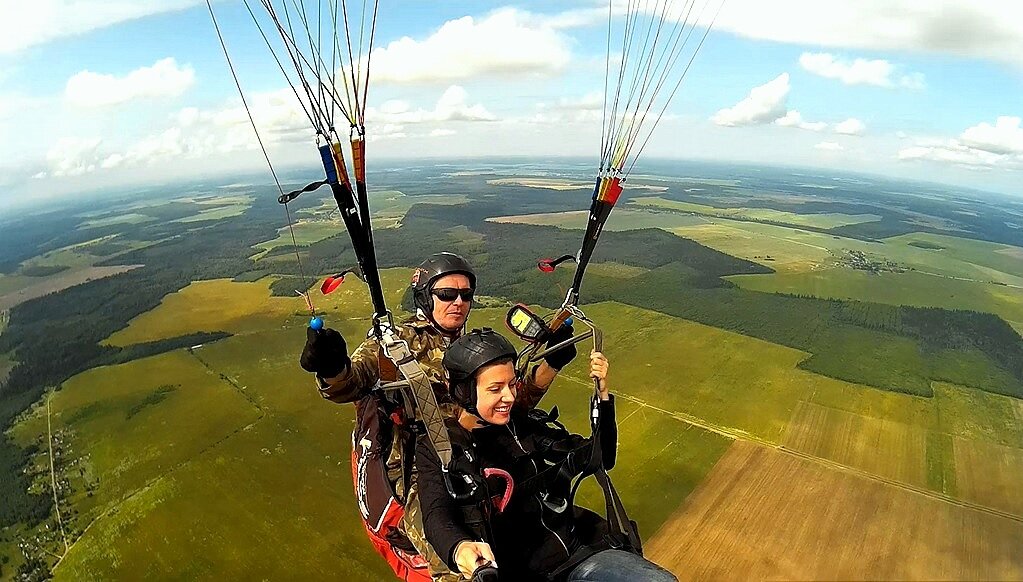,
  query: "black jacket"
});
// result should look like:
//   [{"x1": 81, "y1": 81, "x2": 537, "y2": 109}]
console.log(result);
[{"x1": 416, "y1": 397, "x2": 617, "y2": 581}]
